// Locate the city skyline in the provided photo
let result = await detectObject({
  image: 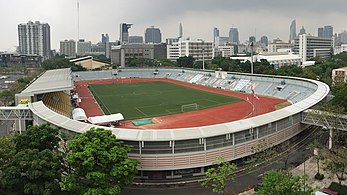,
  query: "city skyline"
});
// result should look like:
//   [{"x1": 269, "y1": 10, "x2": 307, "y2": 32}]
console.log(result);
[{"x1": 1, "y1": 0, "x2": 347, "y2": 51}]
